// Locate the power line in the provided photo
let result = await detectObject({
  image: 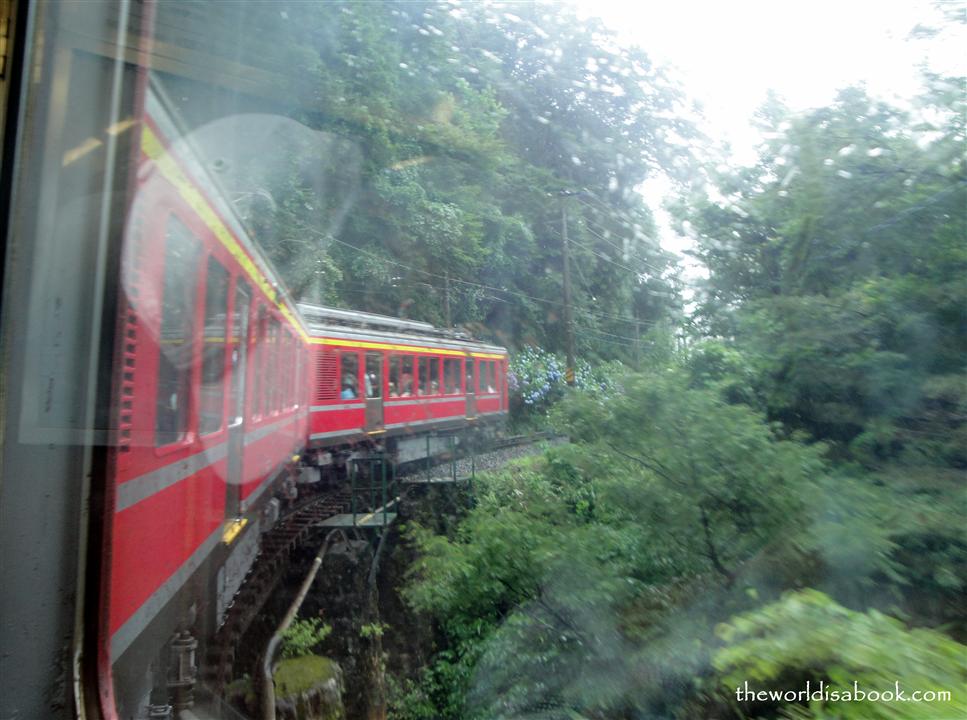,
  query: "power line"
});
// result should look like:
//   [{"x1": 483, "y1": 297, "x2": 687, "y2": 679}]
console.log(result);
[
  {"x1": 580, "y1": 217, "x2": 631, "y2": 256},
  {"x1": 576, "y1": 323, "x2": 640, "y2": 344},
  {"x1": 318, "y1": 231, "x2": 650, "y2": 327},
  {"x1": 575, "y1": 190, "x2": 650, "y2": 232},
  {"x1": 579, "y1": 219, "x2": 668, "y2": 275},
  {"x1": 569, "y1": 236, "x2": 643, "y2": 275},
  {"x1": 544, "y1": 217, "x2": 666, "y2": 276}
]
